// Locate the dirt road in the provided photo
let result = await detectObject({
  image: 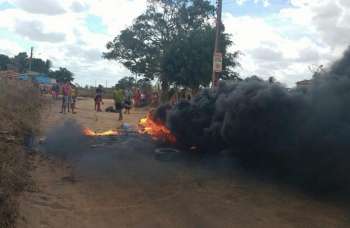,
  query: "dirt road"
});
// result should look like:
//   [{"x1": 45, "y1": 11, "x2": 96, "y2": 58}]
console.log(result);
[{"x1": 17, "y1": 98, "x2": 350, "y2": 228}]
